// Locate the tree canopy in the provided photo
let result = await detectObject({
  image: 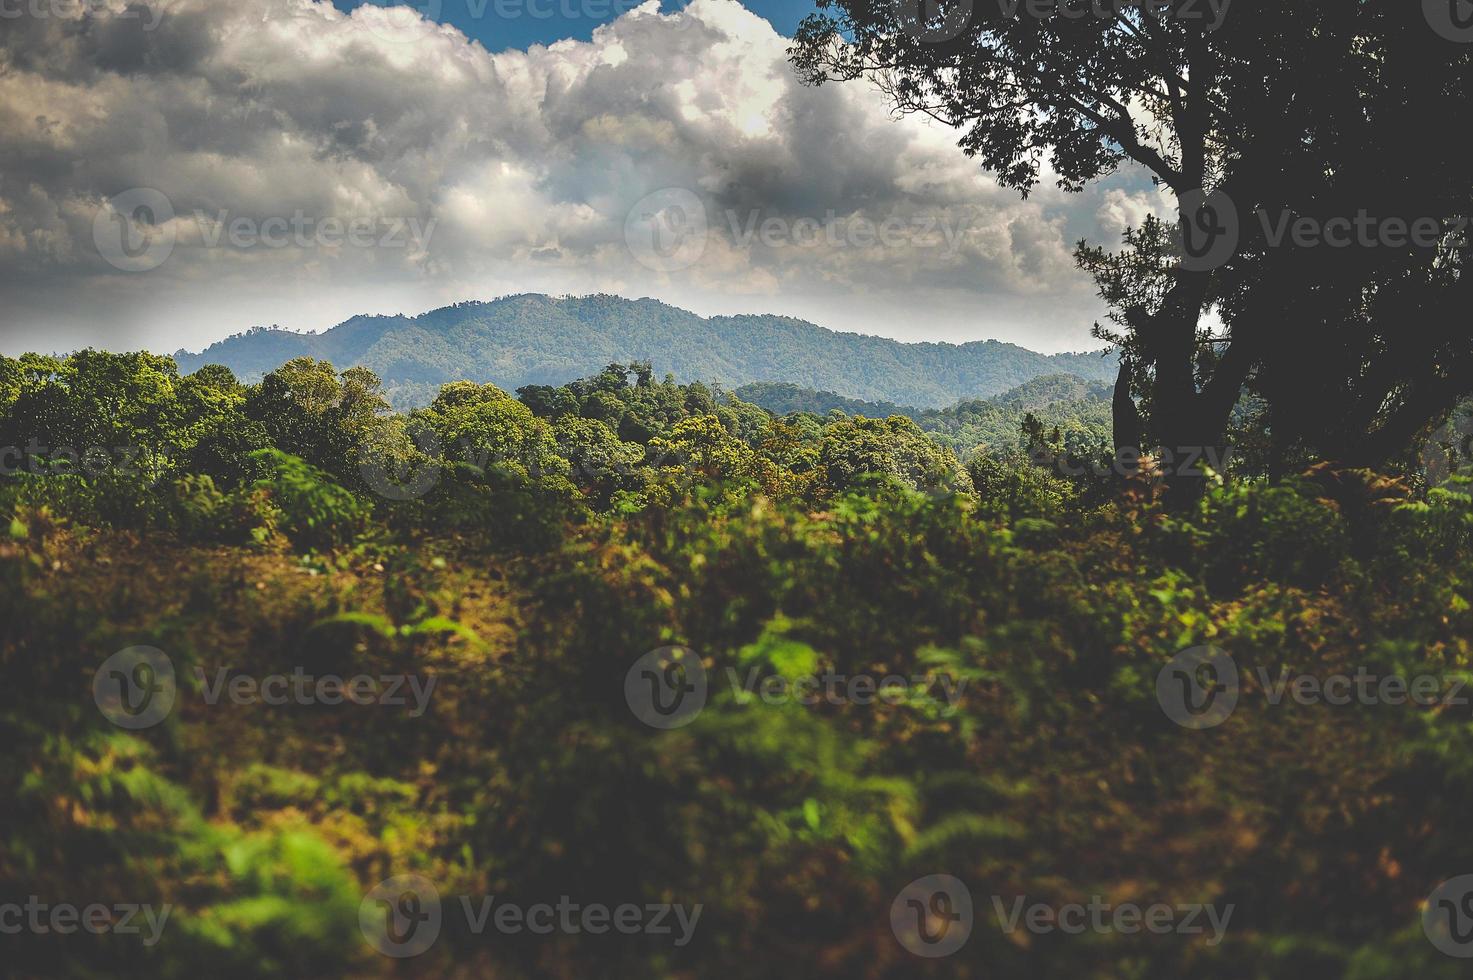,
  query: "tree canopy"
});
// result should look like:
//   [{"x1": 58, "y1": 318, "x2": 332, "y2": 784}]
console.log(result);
[{"x1": 792, "y1": 1, "x2": 1473, "y2": 489}]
